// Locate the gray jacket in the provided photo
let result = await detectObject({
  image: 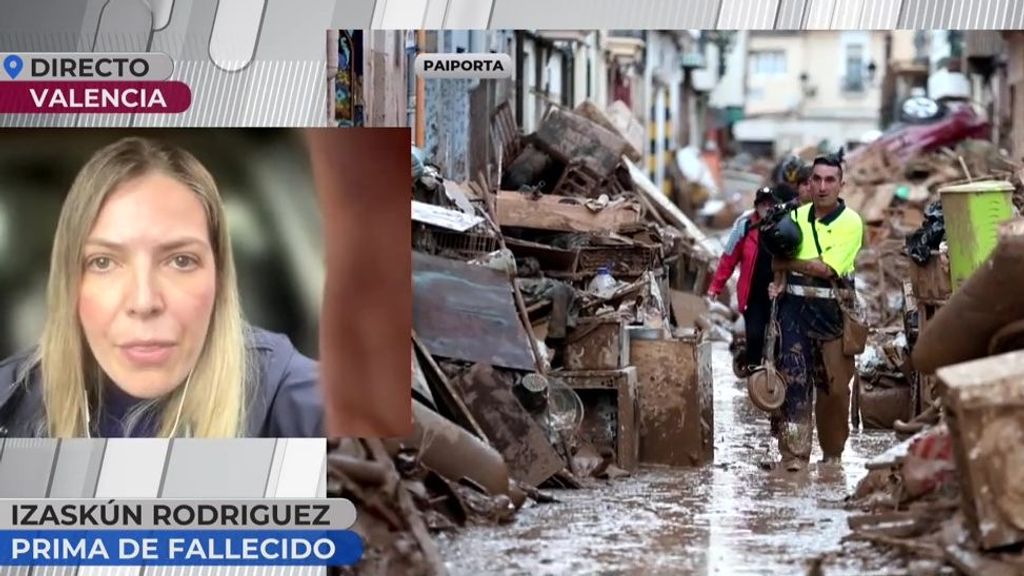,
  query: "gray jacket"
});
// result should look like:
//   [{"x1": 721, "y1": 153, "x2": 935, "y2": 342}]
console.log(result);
[{"x1": 0, "y1": 327, "x2": 324, "y2": 438}]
